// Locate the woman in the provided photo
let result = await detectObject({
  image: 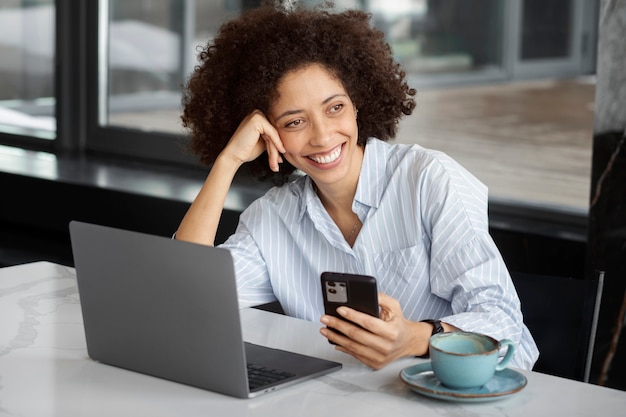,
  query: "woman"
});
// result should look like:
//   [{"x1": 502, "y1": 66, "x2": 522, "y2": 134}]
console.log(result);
[{"x1": 176, "y1": 0, "x2": 539, "y2": 370}]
